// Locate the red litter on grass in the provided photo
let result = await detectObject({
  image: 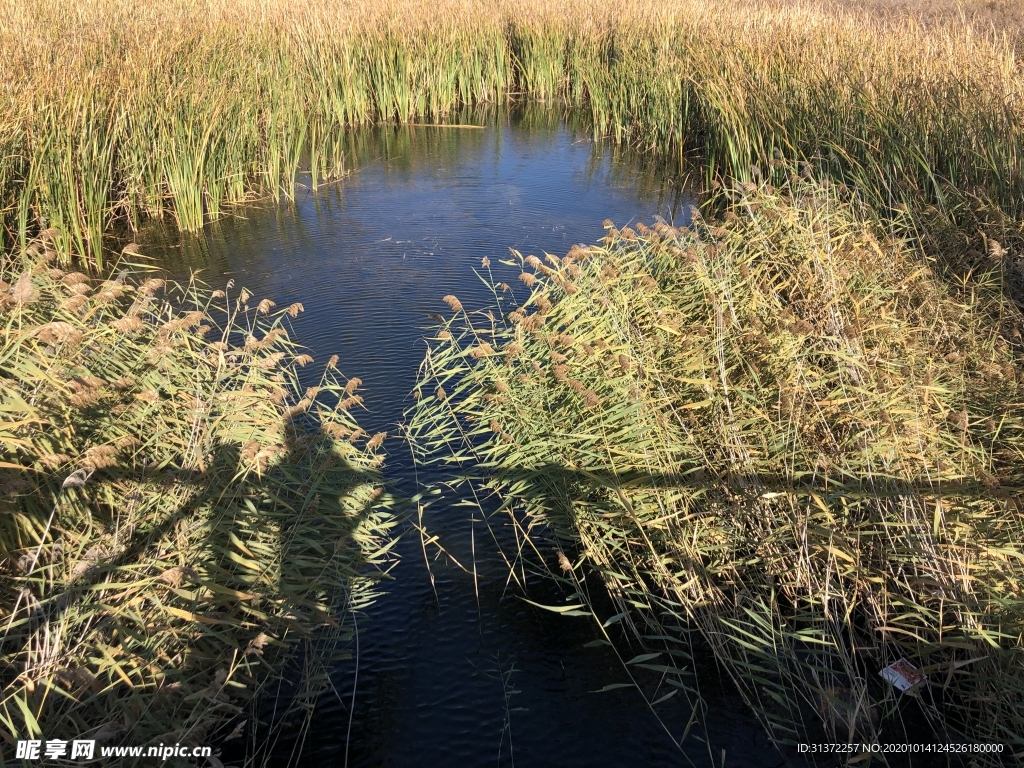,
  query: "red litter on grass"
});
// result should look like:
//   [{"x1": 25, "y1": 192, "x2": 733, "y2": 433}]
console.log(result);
[{"x1": 879, "y1": 658, "x2": 926, "y2": 692}]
